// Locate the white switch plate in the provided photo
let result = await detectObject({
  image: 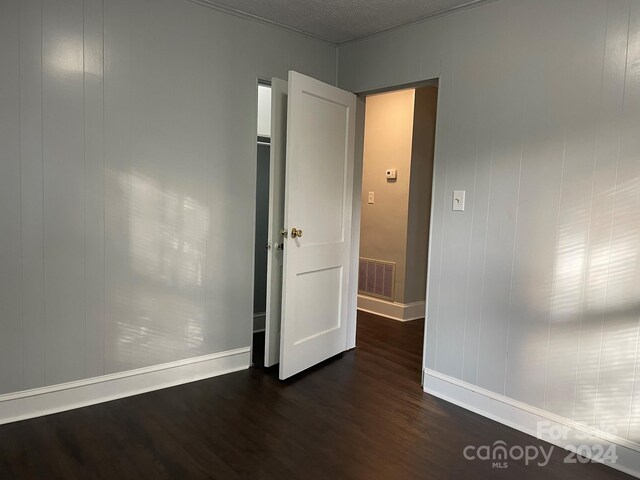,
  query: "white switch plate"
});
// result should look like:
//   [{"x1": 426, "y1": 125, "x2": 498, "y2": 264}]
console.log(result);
[
  {"x1": 385, "y1": 168, "x2": 397, "y2": 180},
  {"x1": 368, "y1": 191, "x2": 375, "y2": 204},
  {"x1": 453, "y1": 190, "x2": 465, "y2": 211}
]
